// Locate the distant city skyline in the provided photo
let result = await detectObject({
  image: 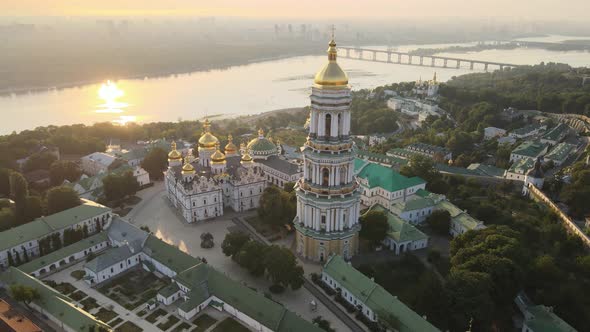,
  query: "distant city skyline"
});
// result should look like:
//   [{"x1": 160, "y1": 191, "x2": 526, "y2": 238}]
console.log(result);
[{"x1": 2, "y1": 0, "x2": 590, "y2": 21}]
